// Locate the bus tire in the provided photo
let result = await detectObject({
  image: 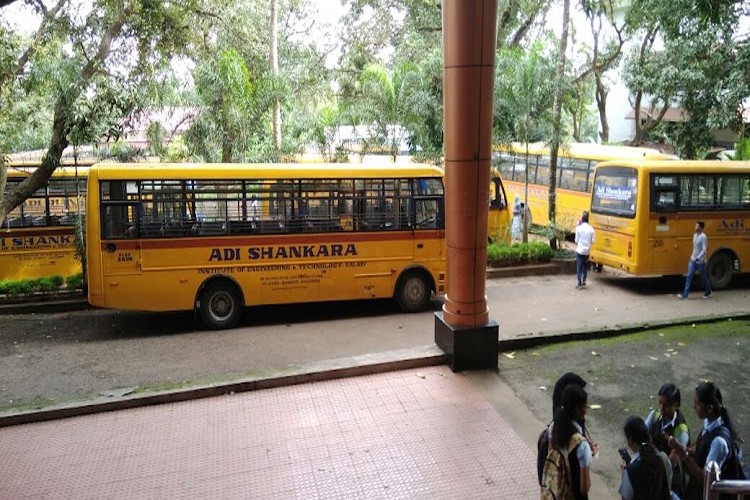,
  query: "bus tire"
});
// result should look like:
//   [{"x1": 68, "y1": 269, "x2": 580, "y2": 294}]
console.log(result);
[
  {"x1": 707, "y1": 252, "x2": 734, "y2": 290},
  {"x1": 395, "y1": 270, "x2": 431, "y2": 312},
  {"x1": 198, "y1": 279, "x2": 244, "y2": 330}
]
